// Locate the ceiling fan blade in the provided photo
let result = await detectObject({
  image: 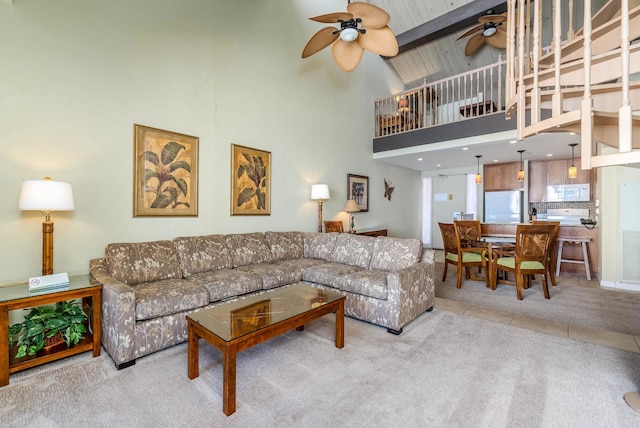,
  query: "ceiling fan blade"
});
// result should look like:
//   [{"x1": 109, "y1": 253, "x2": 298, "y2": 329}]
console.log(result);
[
  {"x1": 357, "y1": 26, "x2": 398, "y2": 57},
  {"x1": 486, "y1": 27, "x2": 507, "y2": 49},
  {"x1": 456, "y1": 23, "x2": 484, "y2": 40},
  {"x1": 464, "y1": 33, "x2": 485, "y2": 56},
  {"x1": 478, "y1": 14, "x2": 507, "y2": 24},
  {"x1": 347, "y1": 2, "x2": 389, "y2": 29},
  {"x1": 332, "y1": 39, "x2": 365, "y2": 72},
  {"x1": 302, "y1": 27, "x2": 339, "y2": 58},
  {"x1": 309, "y1": 12, "x2": 353, "y2": 24}
]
